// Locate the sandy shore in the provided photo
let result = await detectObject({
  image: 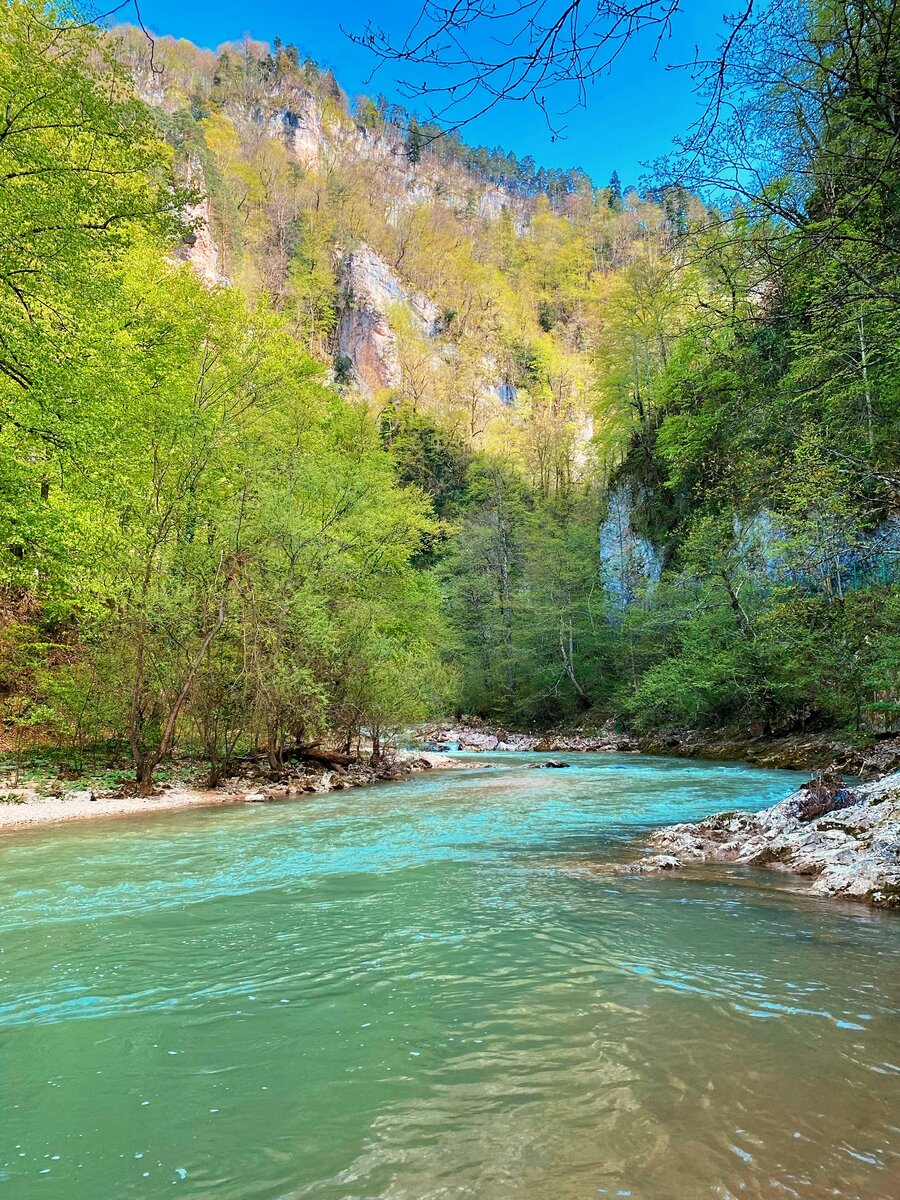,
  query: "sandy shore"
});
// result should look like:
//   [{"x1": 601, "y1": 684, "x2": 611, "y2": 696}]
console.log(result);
[
  {"x1": 0, "y1": 751, "x2": 460, "y2": 834},
  {"x1": 0, "y1": 786, "x2": 245, "y2": 832}
]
